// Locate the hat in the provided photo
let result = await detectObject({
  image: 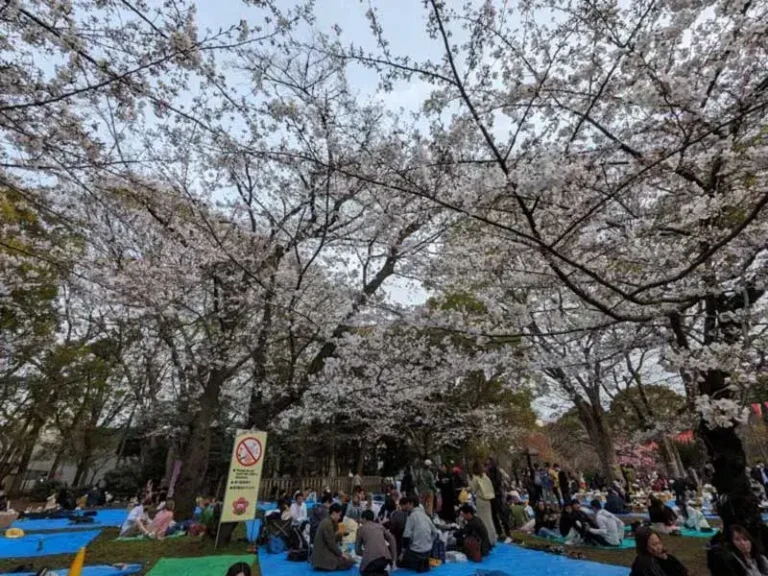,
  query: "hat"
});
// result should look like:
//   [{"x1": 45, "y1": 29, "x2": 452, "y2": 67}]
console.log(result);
[{"x1": 424, "y1": 459, "x2": 433, "y2": 466}]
